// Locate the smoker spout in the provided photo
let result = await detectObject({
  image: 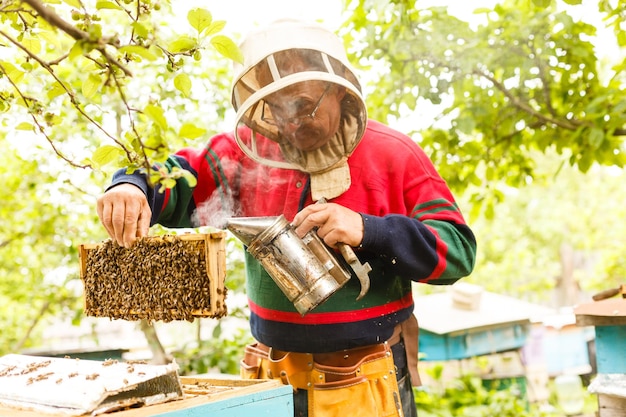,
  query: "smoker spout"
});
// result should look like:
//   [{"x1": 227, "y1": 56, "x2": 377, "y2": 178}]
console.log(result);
[{"x1": 225, "y1": 216, "x2": 280, "y2": 246}]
